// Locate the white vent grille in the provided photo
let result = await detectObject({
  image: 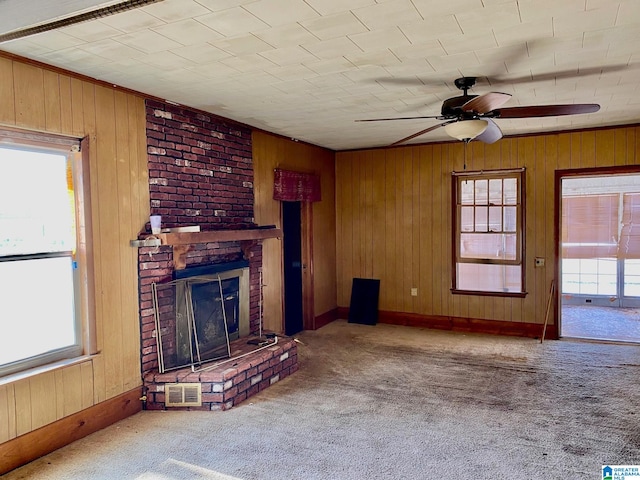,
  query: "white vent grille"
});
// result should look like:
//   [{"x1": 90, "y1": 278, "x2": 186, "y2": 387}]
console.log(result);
[{"x1": 165, "y1": 383, "x2": 202, "y2": 407}]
